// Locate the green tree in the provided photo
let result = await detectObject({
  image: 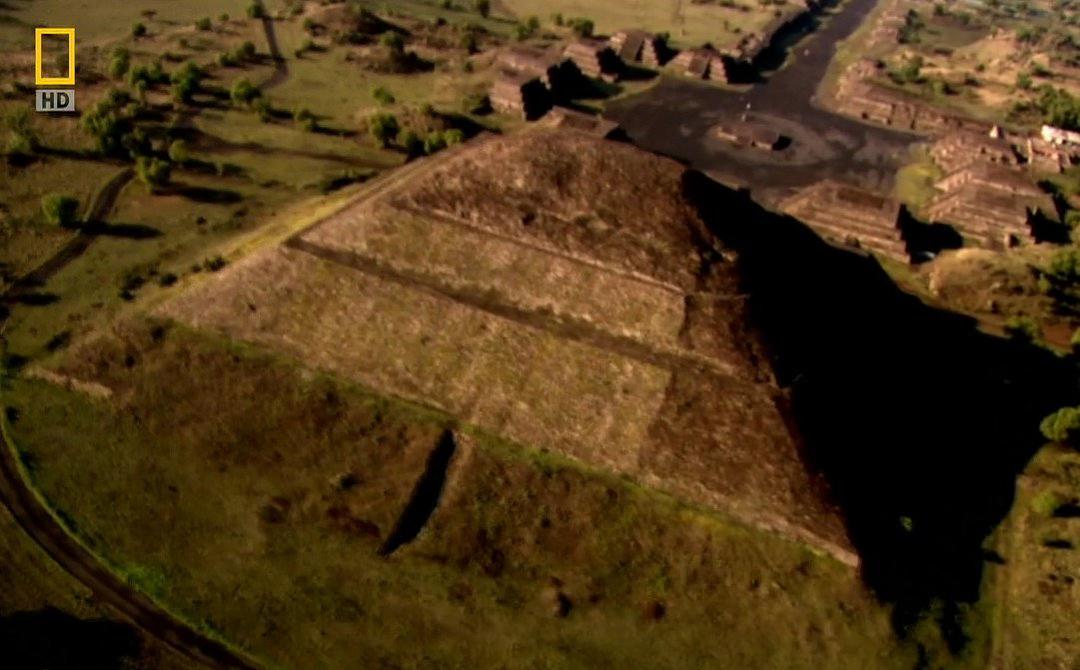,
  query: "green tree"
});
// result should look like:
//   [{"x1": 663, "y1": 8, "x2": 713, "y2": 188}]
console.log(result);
[
  {"x1": 1004, "y1": 315, "x2": 1041, "y2": 343},
  {"x1": 372, "y1": 85, "x2": 395, "y2": 105},
  {"x1": 474, "y1": 0, "x2": 491, "y2": 18},
  {"x1": 230, "y1": 78, "x2": 261, "y2": 106},
  {"x1": 246, "y1": 1, "x2": 265, "y2": 19},
  {"x1": 135, "y1": 156, "x2": 172, "y2": 191},
  {"x1": 237, "y1": 40, "x2": 257, "y2": 61},
  {"x1": 195, "y1": 17, "x2": 212, "y2": 30},
  {"x1": 40, "y1": 194, "x2": 79, "y2": 228},
  {"x1": 81, "y1": 104, "x2": 124, "y2": 155},
  {"x1": 132, "y1": 22, "x2": 147, "y2": 38},
  {"x1": 443, "y1": 128, "x2": 464, "y2": 146},
  {"x1": 3, "y1": 108, "x2": 39, "y2": 156},
  {"x1": 108, "y1": 47, "x2": 131, "y2": 79},
  {"x1": 253, "y1": 97, "x2": 273, "y2": 122},
  {"x1": 167, "y1": 139, "x2": 189, "y2": 164},
  {"x1": 460, "y1": 30, "x2": 478, "y2": 54},
  {"x1": 569, "y1": 17, "x2": 594, "y2": 38},
  {"x1": 170, "y1": 61, "x2": 203, "y2": 103},
  {"x1": 368, "y1": 112, "x2": 399, "y2": 147},
  {"x1": 424, "y1": 131, "x2": 447, "y2": 155},
  {"x1": 1040, "y1": 406, "x2": 1080, "y2": 446},
  {"x1": 381, "y1": 31, "x2": 405, "y2": 53},
  {"x1": 398, "y1": 128, "x2": 424, "y2": 157}
]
